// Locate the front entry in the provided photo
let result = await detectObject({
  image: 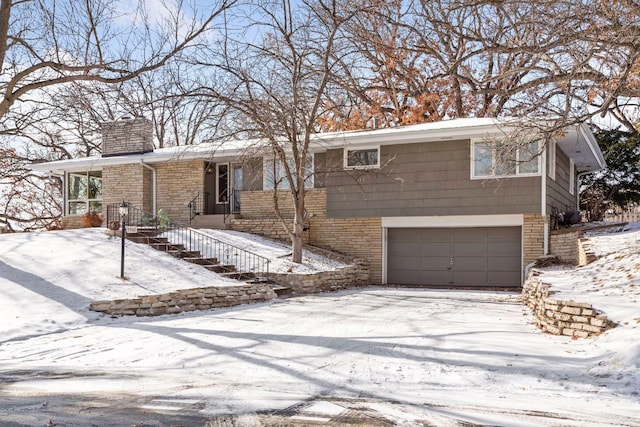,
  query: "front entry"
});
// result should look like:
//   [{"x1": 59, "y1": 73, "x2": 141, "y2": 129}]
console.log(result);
[{"x1": 204, "y1": 162, "x2": 242, "y2": 215}]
